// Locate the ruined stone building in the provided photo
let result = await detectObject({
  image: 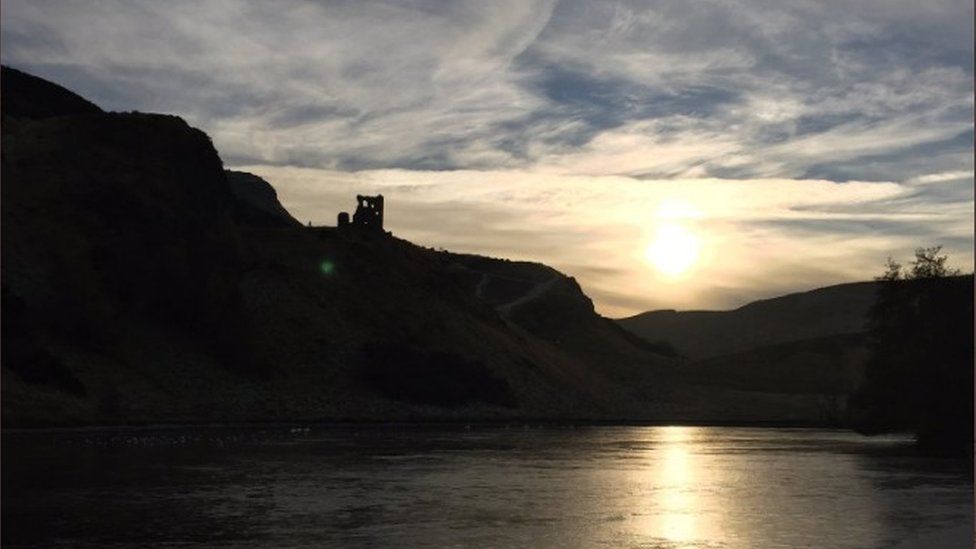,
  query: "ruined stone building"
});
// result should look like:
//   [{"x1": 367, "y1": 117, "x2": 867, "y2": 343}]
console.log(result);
[{"x1": 338, "y1": 194, "x2": 384, "y2": 232}]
